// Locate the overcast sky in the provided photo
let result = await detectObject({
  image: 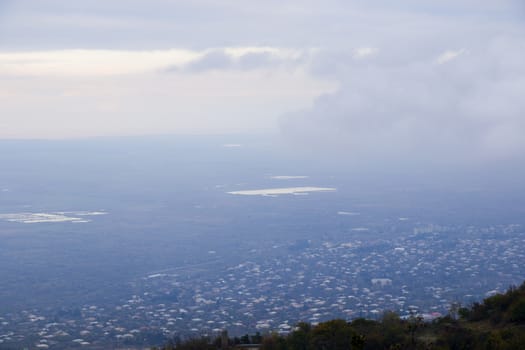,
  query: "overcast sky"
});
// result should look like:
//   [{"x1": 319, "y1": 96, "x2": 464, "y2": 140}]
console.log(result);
[{"x1": 1, "y1": 0, "x2": 524, "y2": 168}]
